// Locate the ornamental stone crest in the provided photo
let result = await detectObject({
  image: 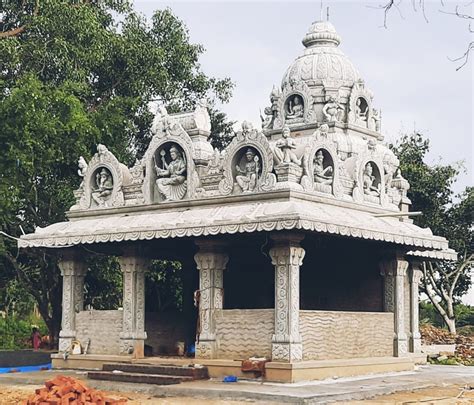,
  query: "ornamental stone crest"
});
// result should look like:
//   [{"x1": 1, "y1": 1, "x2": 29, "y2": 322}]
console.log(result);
[
  {"x1": 274, "y1": 79, "x2": 315, "y2": 129},
  {"x1": 219, "y1": 122, "x2": 276, "y2": 195},
  {"x1": 348, "y1": 80, "x2": 376, "y2": 130},
  {"x1": 71, "y1": 144, "x2": 130, "y2": 210},
  {"x1": 143, "y1": 112, "x2": 199, "y2": 203}
]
